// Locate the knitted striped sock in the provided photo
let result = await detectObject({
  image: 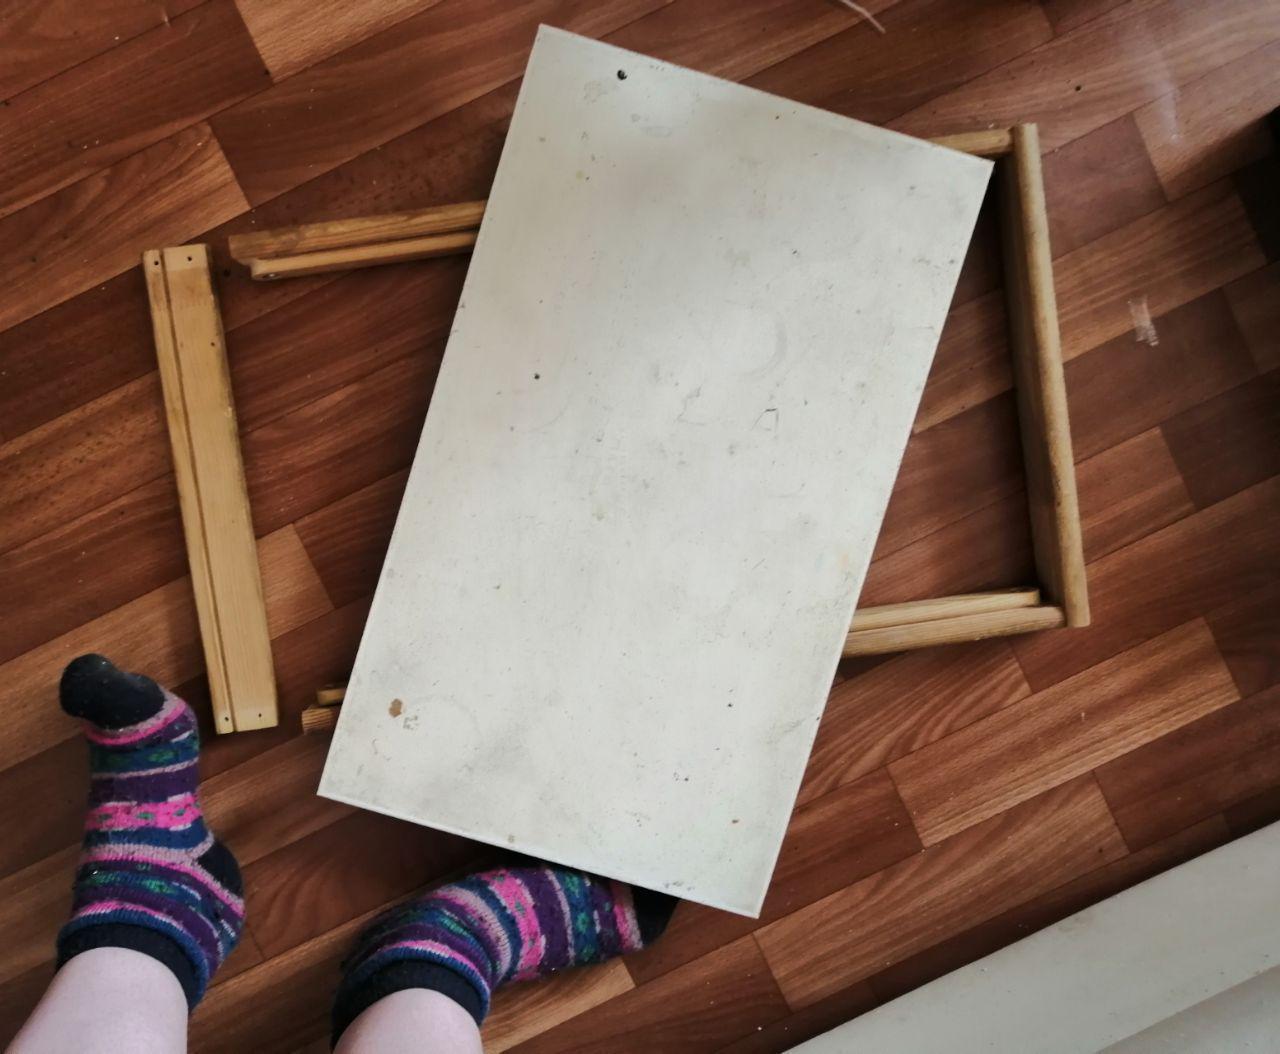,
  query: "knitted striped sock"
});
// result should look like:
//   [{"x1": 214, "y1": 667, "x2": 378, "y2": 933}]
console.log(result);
[
  {"x1": 55, "y1": 654, "x2": 245, "y2": 1009},
  {"x1": 331, "y1": 864, "x2": 676, "y2": 1043}
]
